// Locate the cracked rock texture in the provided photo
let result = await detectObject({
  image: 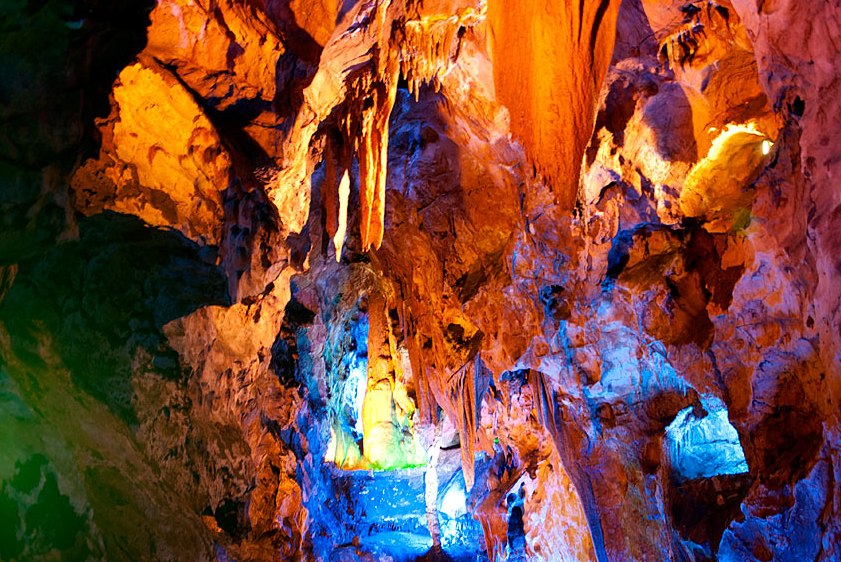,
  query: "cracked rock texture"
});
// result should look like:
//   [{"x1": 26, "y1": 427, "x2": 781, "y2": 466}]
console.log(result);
[{"x1": 1, "y1": 0, "x2": 840, "y2": 561}]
